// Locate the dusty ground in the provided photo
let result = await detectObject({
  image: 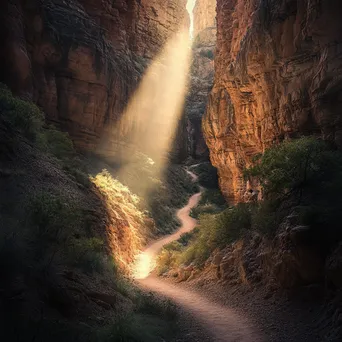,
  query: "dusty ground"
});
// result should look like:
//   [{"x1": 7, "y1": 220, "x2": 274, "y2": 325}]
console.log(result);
[{"x1": 172, "y1": 276, "x2": 327, "y2": 342}]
